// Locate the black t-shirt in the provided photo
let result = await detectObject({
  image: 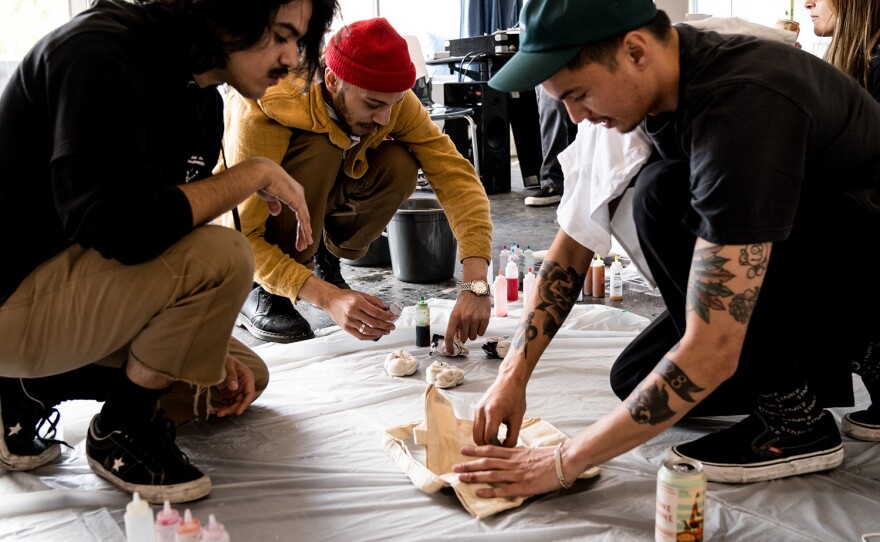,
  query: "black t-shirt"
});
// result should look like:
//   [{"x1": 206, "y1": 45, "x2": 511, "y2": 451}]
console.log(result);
[
  {"x1": 645, "y1": 25, "x2": 880, "y2": 246},
  {"x1": 0, "y1": 0, "x2": 223, "y2": 299},
  {"x1": 869, "y1": 44, "x2": 880, "y2": 103}
]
